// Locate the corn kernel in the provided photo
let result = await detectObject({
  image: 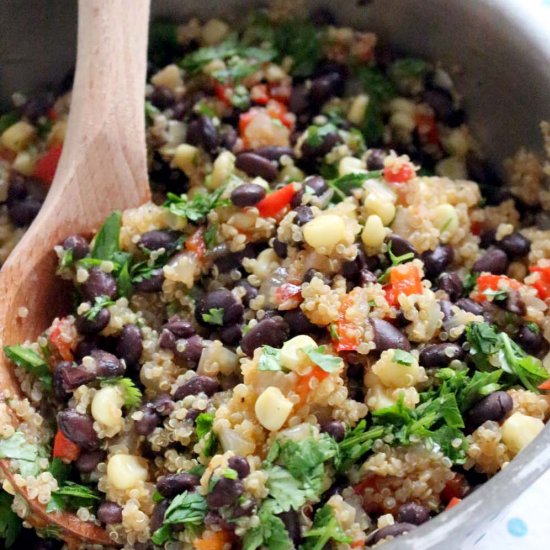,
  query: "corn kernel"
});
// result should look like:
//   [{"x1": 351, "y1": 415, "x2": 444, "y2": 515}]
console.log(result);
[
  {"x1": 364, "y1": 194, "x2": 396, "y2": 225},
  {"x1": 432, "y1": 203, "x2": 459, "y2": 239},
  {"x1": 501, "y1": 412, "x2": 544, "y2": 455},
  {"x1": 280, "y1": 335, "x2": 317, "y2": 372},
  {"x1": 151, "y1": 64, "x2": 183, "y2": 90},
  {"x1": 338, "y1": 156, "x2": 366, "y2": 177},
  {"x1": 303, "y1": 214, "x2": 346, "y2": 253},
  {"x1": 107, "y1": 454, "x2": 148, "y2": 490},
  {"x1": 347, "y1": 94, "x2": 369, "y2": 125},
  {"x1": 91, "y1": 385, "x2": 124, "y2": 430},
  {"x1": 210, "y1": 151, "x2": 235, "y2": 189},
  {"x1": 372, "y1": 350, "x2": 425, "y2": 388},
  {"x1": 435, "y1": 156, "x2": 468, "y2": 179},
  {"x1": 172, "y1": 144, "x2": 199, "y2": 177},
  {"x1": 1, "y1": 121, "x2": 36, "y2": 152},
  {"x1": 361, "y1": 214, "x2": 387, "y2": 248},
  {"x1": 201, "y1": 19, "x2": 230, "y2": 45},
  {"x1": 255, "y1": 387, "x2": 293, "y2": 431}
]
